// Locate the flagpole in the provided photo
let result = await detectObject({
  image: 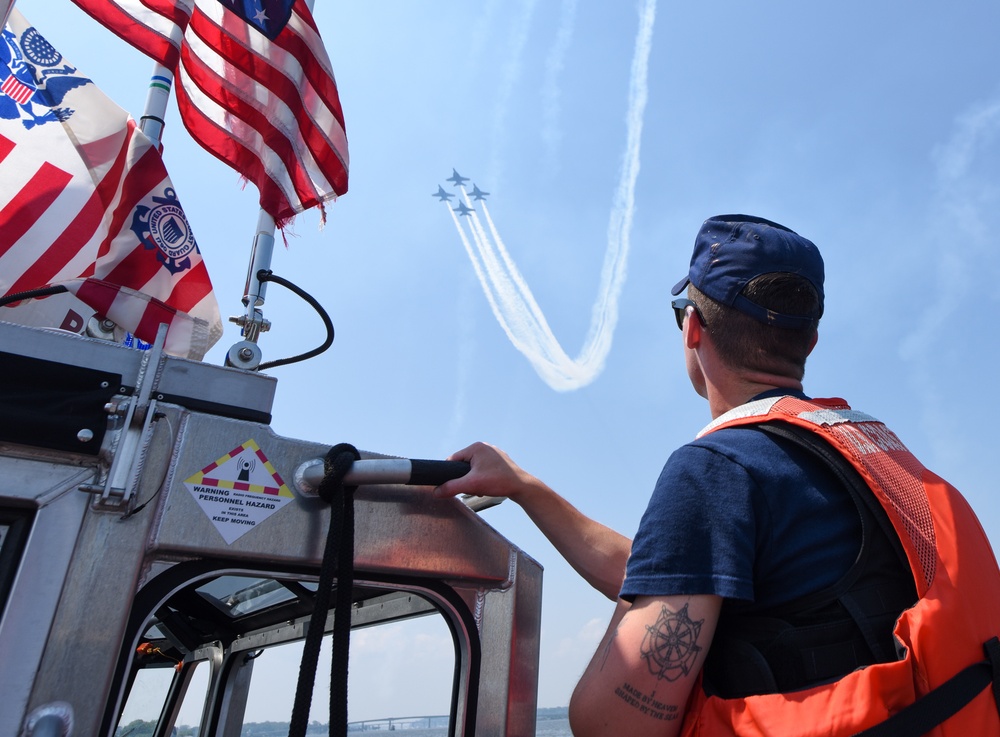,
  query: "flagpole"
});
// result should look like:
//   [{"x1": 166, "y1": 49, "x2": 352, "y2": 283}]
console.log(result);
[
  {"x1": 227, "y1": 210, "x2": 276, "y2": 370},
  {"x1": 227, "y1": 0, "x2": 322, "y2": 372},
  {"x1": 124, "y1": 0, "x2": 335, "y2": 371},
  {"x1": 1, "y1": 0, "x2": 16, "y2": 30},
  {"x1": 138, "y1": 63, "x2": 172, "y2": 147},
  {"x1": 226, "y1": 0, "x2": 315, "y2": 371},
  {"x1": 137, "y1": 60, "x2": 274, "y2": 370}
]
